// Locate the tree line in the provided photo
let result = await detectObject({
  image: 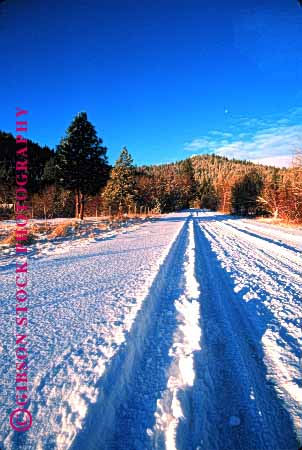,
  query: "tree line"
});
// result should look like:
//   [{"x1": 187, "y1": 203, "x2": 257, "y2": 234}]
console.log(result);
[{"x1": 0, "y1": 112, "x2": 301, "y2": 222}]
